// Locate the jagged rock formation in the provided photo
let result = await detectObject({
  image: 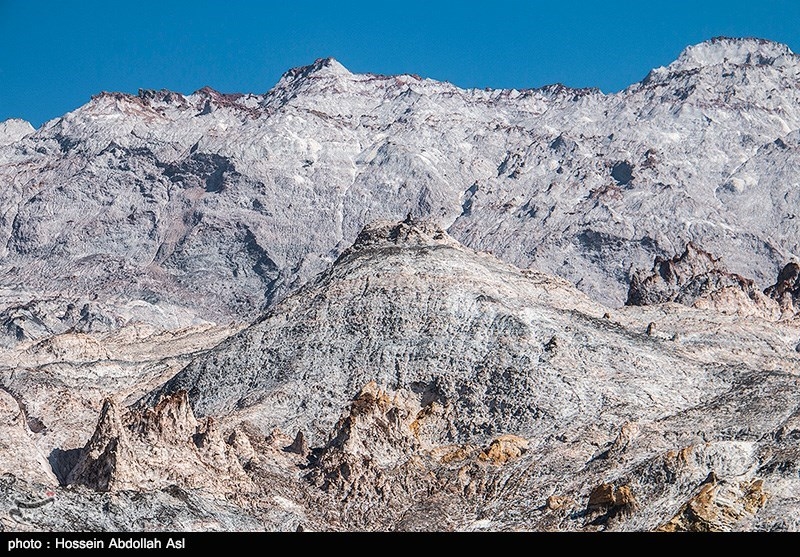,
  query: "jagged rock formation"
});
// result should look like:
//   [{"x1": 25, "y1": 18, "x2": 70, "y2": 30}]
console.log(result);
[
  {"x1": 764, "y1": 262, "x2": 800, "y2": 313},
  {"x1": 4, "y1": 37, "x2": 800, "y2": 532},
  {"x1": 2, "y1": 37, "x2": 800, "y2": 335},
  {"x1": 67, "y1": 391, "x2": 249, "y2": 493},
  {"x1": 627, "y1": 243, "x2": 781, "y2": 318},
  {"x1": 628, "y1": 242, "x2": 800, "y2": 320},
  {"x1": 305, "y1": 381, "x2": 443, "y2": 529},
  {"x1": 0, "y1": 320, "x2": 239, "y2": 495}
]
